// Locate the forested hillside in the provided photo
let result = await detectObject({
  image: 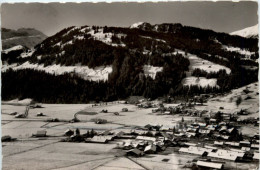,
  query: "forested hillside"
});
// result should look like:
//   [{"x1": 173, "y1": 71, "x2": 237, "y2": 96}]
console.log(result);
[{"x1": 2, "y1": 23, "x2": 258, "y2": 103}]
